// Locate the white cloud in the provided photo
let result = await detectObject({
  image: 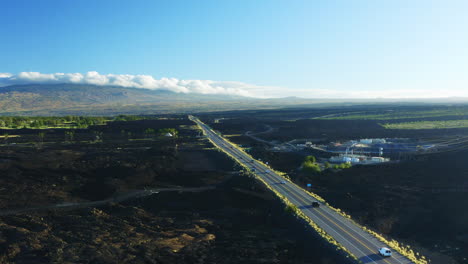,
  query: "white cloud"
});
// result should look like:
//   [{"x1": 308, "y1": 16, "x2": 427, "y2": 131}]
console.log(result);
[
  {"x1": 0, "y1": 73, "x2": 13, "y2": 78},
  {"x1": 0, "y1": 71, "x2": 264, "y2": 97},
  {"x1": 1, "y1": 71, "x2": 467, "y2": 99}
]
